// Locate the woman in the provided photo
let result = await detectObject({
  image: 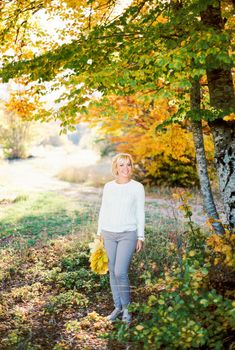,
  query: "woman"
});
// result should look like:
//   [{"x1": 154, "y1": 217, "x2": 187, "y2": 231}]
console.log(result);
[{"x1": 97, "y1": 153, "x2": 145, "y2": 323}]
